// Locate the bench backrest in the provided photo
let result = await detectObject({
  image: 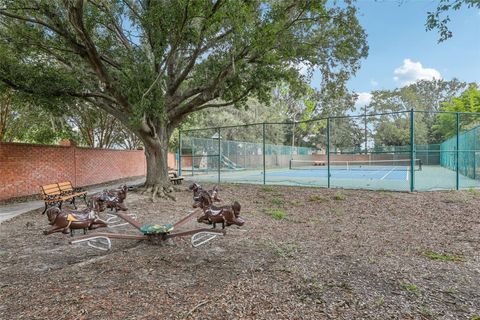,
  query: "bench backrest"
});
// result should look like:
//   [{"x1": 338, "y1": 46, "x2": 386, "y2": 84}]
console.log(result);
[
  {"x1": 40, "y1": 184, "x2": 62, "y2": 198},
  {"x1": 57, "y1": 181, "x2": 74, "y2": 193}
]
